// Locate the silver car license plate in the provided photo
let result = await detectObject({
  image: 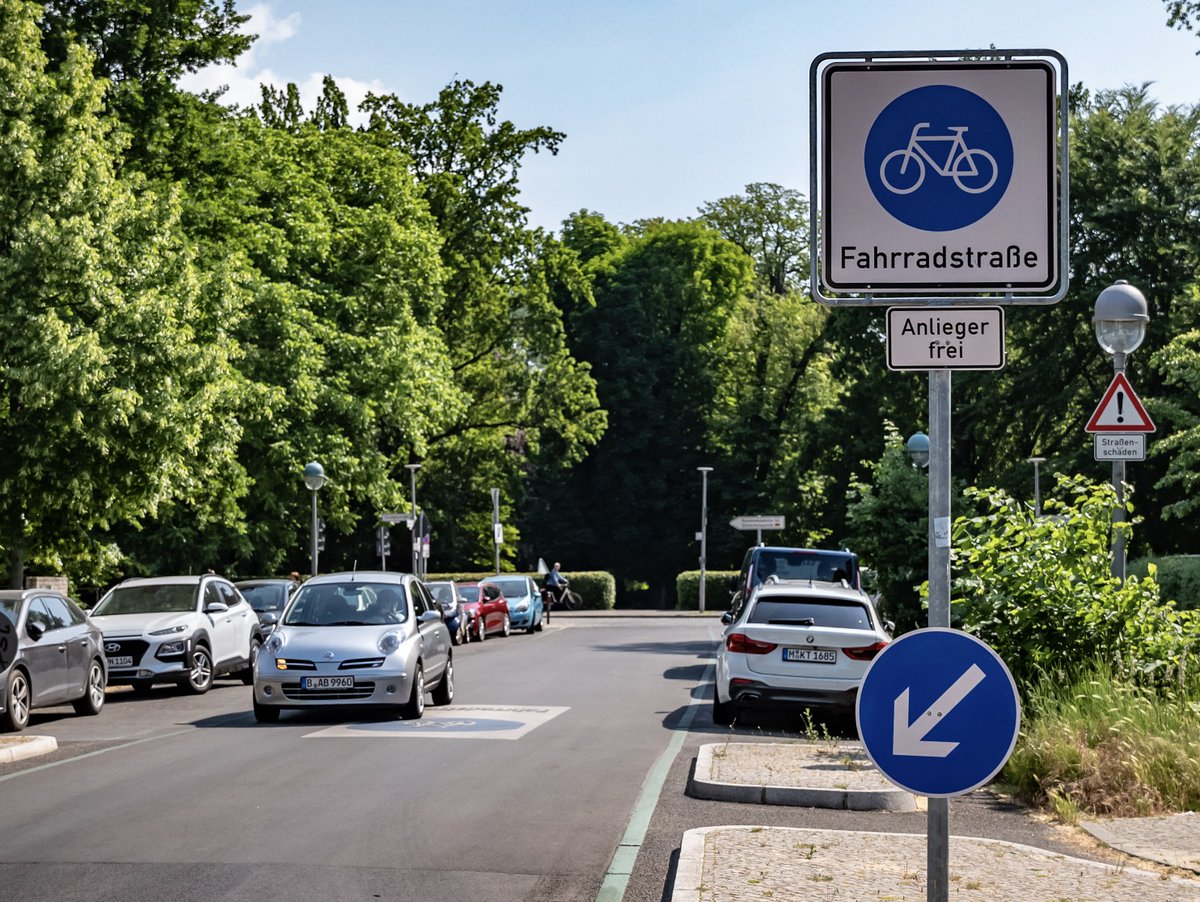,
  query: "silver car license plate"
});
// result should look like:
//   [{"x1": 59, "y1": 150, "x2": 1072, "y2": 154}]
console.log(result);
[
  {"x1": 782, "y1": 647, "x2": 836, "y2": 664},
  {"x1": 301, "y1": 676, "x2": 355, "y2": 690},
  {"x1": 106, "y1": 656, "x2": 133, "y2": 667}
]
